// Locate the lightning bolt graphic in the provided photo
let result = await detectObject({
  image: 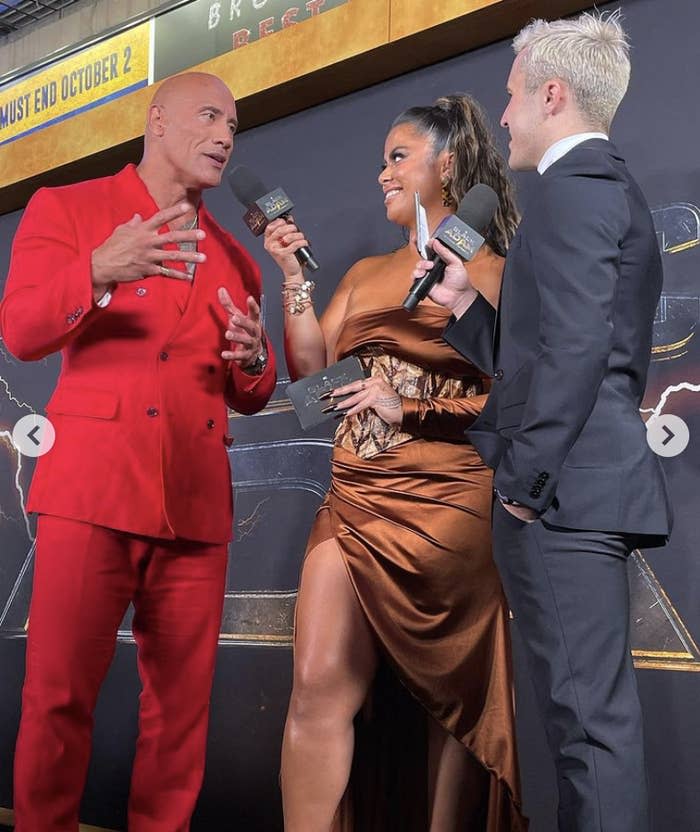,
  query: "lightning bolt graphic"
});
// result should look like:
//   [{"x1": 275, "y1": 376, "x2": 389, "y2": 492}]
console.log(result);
[
  {"x1": 640, "y1": 382, "x2": 700, "y2": 420},
  {"x1": 0, "y1": 357, "x2": 35, "y2": 542},
  {"x1": 0, "y1": 339, "x2": 17, "y2": 366},
  {"x1": 0, "y1": 430, "x2": 33, "y2": 542},
  {"x1": 0, "y1": 375, "x2": 33, "y2": 411}
]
